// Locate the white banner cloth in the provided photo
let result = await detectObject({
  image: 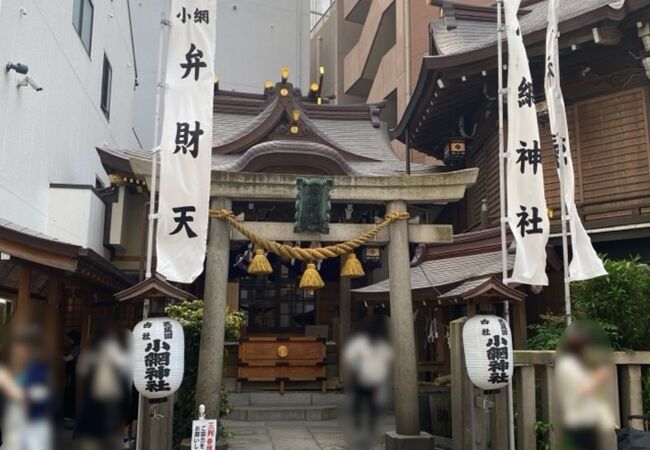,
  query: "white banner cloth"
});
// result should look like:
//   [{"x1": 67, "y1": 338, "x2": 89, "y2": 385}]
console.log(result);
[
  {"x1": 505, "y1": 0, "x2": 550, "y2": 286},
  {"x1": 545, "y1": 0, "x2": 607, "y2": 280},
  {"x1": 156, "y1": 0, "x2": 216, "y2": 282}
]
